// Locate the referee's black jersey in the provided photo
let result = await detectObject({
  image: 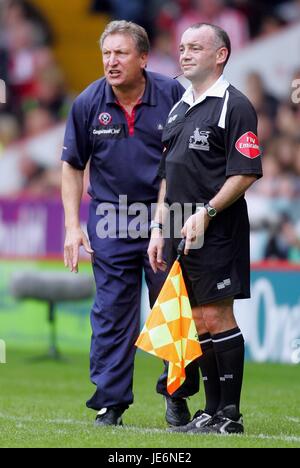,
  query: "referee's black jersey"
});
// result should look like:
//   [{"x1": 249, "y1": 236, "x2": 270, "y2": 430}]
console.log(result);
[{"x1": 158, "y1": 75, "x2": 263, "y2": 205}]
